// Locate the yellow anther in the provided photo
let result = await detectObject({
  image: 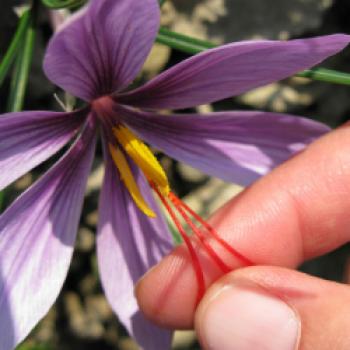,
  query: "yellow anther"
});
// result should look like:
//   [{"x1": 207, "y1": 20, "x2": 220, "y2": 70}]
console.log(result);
[
  {"x1": 113, "y1": 126, "x2": 170, "y2": 196},
  {"x1": 108, "y1": 144, "x2": 156, "y2": 218}
]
